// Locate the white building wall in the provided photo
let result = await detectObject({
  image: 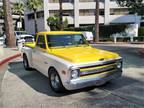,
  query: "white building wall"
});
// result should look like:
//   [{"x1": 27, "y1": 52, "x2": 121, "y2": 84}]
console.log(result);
[
  {"x1": 24, "y1": 0, "x2": 141, "y2": 34},
  {"x1": 48, "y1": 3, "x2": 74, "y2": 10},
  {"x1": 79, "y1": 16, "x2": 104, "y2": 24},
  {"x1": 104, "y1": 0, "x2": 110, "y2": 25},
  {"x1": 74, "y1": 0, "x2": 79, "y2": 27},
  {"x1": 79, "y1": 2, "x2": 104, "y2": 9},
  {"x1": 44, "y1": 0, "x2": 50, "y2": 31}
]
